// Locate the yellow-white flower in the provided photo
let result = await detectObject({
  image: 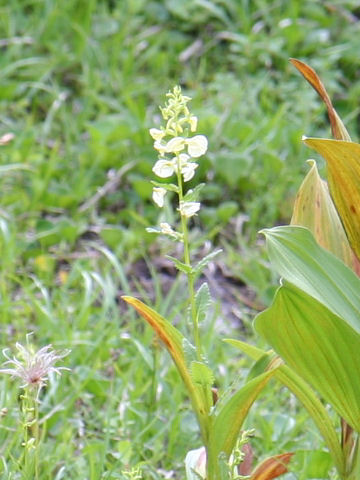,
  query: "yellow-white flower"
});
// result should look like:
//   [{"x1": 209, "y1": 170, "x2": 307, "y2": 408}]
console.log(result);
[
  {"x1": 149, "y1": 128, "x2": 165, "y2": 141},
  {"x1": 152, "y1": 153, "x2": 198, "y2": 181},
  {"x1": 152, "y1": 187, "x2": 167, "y2": 207},
  {"x1": 165, "y1": 136, "x2": 186, "y2": 153},
  {"x1": 160, "y1": 222, "x2": 178, "y2": 237},
  {"x1": 181, "y1": 162, "x2": 198, "y2": 182},
  {"x1": 189, "y1": 116, "x2": 198, "y2": 132},
  {"x1": 186, "y1": 135, "x2": 208, "y2": 158},
  {"x1": 153, "y1": 159, "x2": 176, "y2": 178},
  {"x1": 179, "y1": 201, "x2": 201, "y2": 218},
  {"x1": 153, "y1": 140, "x2": 168, "y2": 156}
]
